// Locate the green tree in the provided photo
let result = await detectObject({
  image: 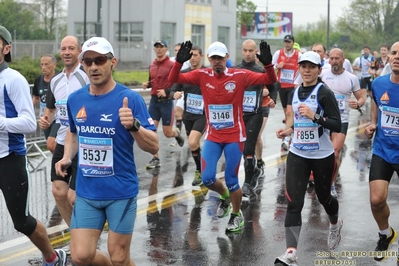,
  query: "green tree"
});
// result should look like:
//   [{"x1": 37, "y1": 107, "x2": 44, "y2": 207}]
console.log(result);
[
  {"x1": 29, "y1": 0, "x2": 65, "y2": 40},
  {"x1": 237, "y1": 0, "x2": 257, "y2": 29},
  {"x1": 0, "y1": 0, "x2": 40, "y2": 40},
  {"x1": 295, "y1": 17, "x2": 341, "y2": 50},
  {"x1": 336, "y1": 0, "x2": 399, "y2": 50}
]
